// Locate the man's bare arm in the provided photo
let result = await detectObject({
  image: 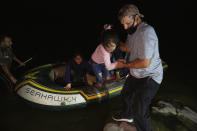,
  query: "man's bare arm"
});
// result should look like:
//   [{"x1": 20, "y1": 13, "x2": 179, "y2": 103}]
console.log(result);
[
  {"x1": 125, "y1": 58, "x2": 151, "y2": 69},
  {"x1": 13, "y1": 56, "x2": 25, "y2": 66}
]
